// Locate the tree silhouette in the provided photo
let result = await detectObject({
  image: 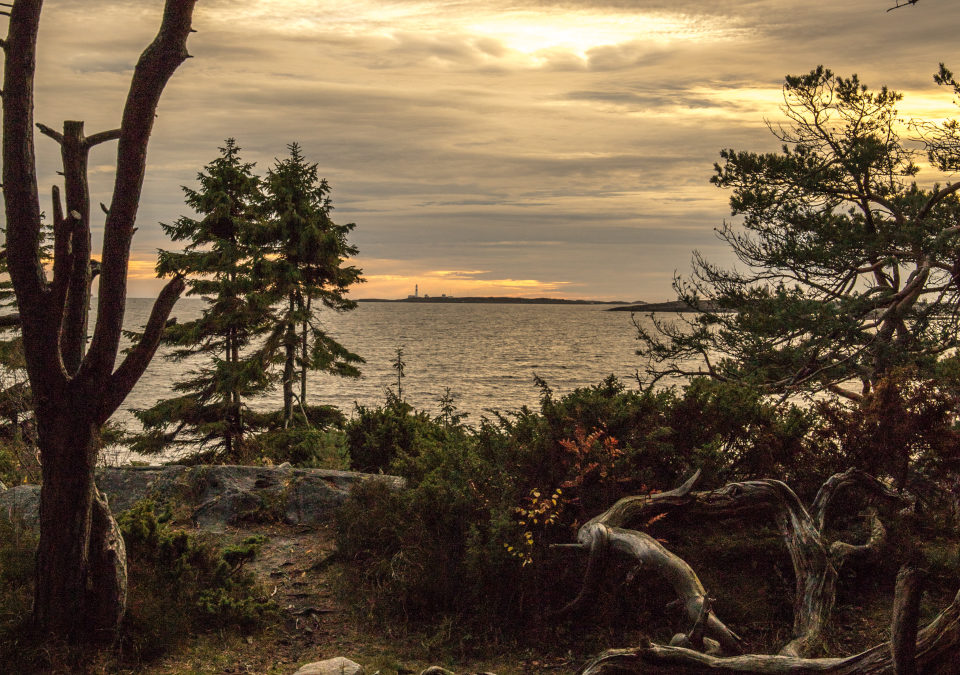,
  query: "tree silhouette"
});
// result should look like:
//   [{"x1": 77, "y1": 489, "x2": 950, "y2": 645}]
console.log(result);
[{"x1": 1, "y1": 0, "x2": 195, "y2": 639}]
